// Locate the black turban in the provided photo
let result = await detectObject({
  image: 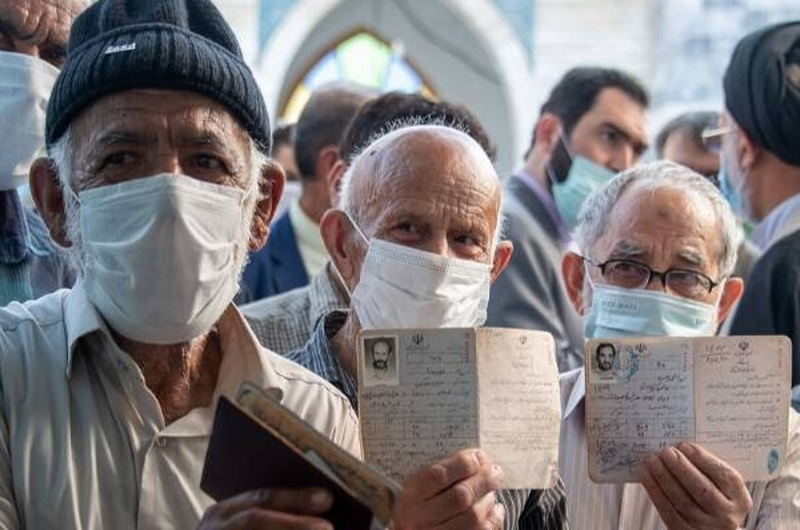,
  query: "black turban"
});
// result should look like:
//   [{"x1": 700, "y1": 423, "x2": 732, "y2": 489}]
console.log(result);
[{"x1": 724, "y1": 21, "x2": 800, "y2": 167}]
